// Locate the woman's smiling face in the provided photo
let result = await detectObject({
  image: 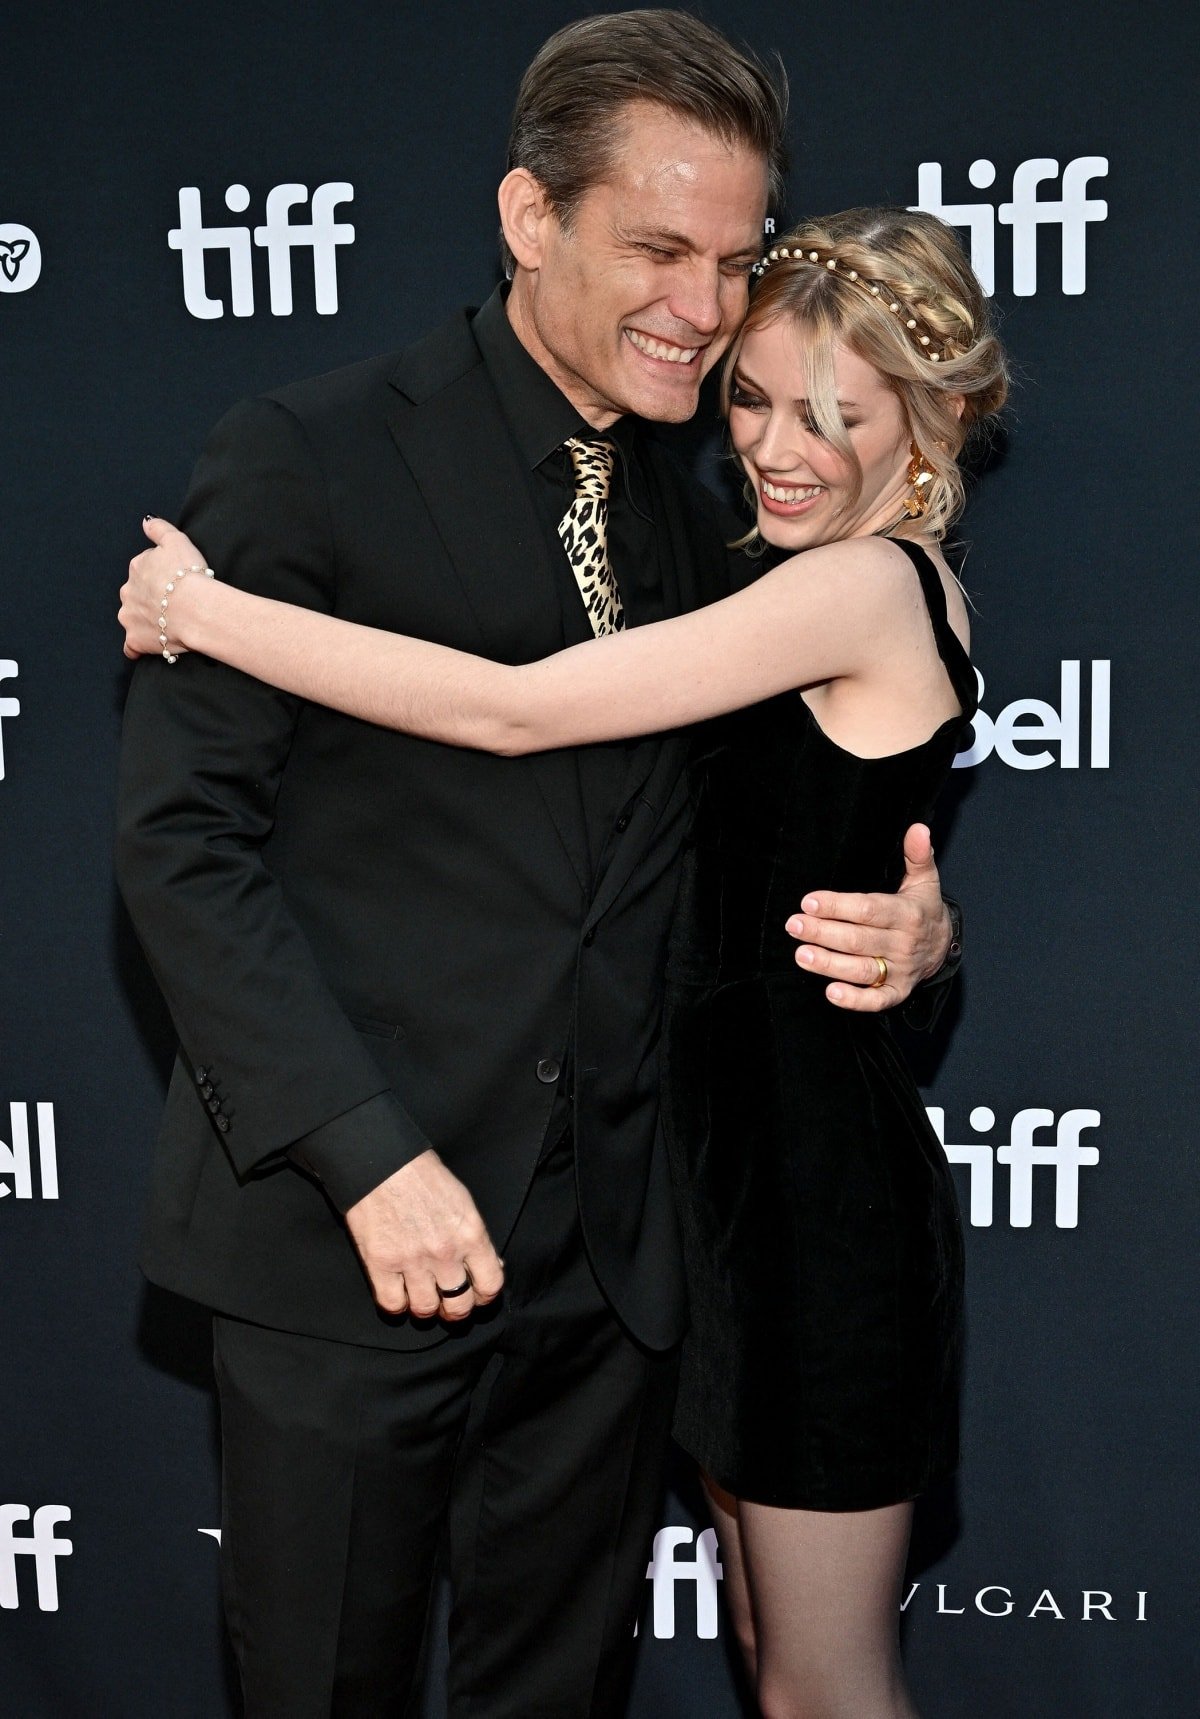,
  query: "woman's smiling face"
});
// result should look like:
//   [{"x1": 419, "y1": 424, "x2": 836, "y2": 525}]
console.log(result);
[{"x1": 728, "y1": 319, "x2": 915, "y2": 549}]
